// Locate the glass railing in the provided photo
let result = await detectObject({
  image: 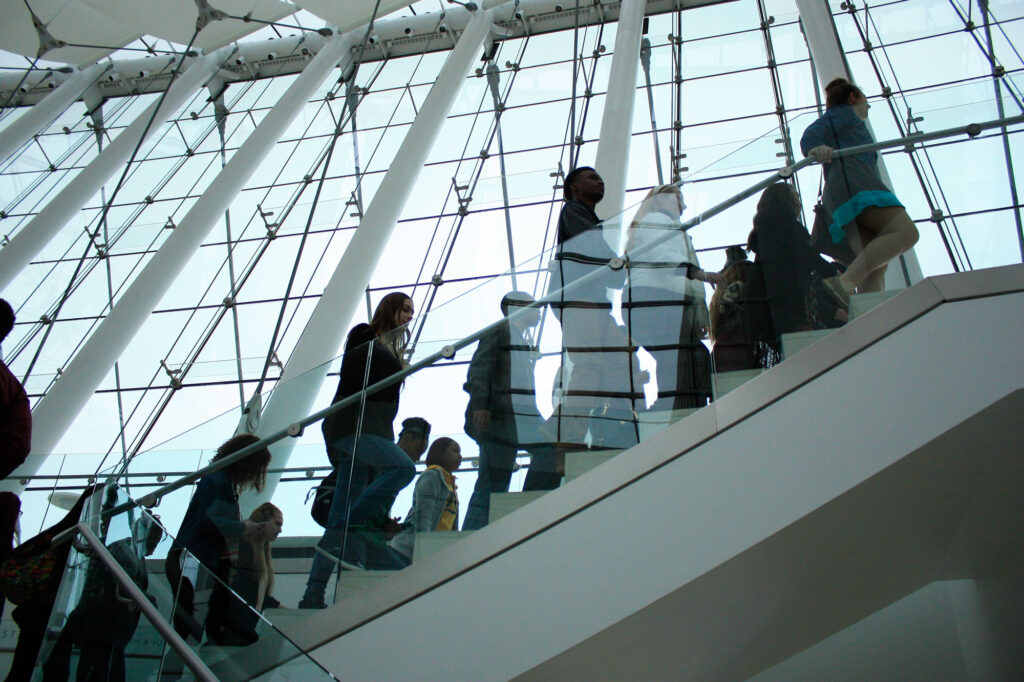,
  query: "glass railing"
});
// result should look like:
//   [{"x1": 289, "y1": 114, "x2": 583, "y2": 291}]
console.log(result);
[
  {"x1": 293, "y1": 106, "x2": 1024, "y2": 613},
  {"x1": 32, "y1": 483, "x2": 333, "y2": 680},
  {"x1": 18, "y1": 106, "x2": 1019, "y2": 671}
]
